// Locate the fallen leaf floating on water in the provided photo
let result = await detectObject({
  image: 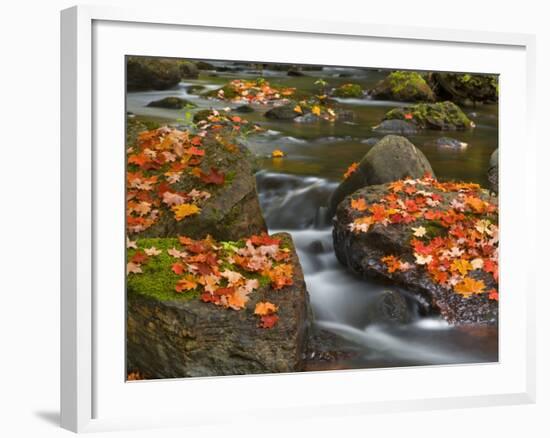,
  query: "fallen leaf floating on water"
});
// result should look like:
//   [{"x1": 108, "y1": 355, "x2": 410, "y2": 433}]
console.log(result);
[{"x1": 271, "y1": 149, "x2": 285, "y2": 158}]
